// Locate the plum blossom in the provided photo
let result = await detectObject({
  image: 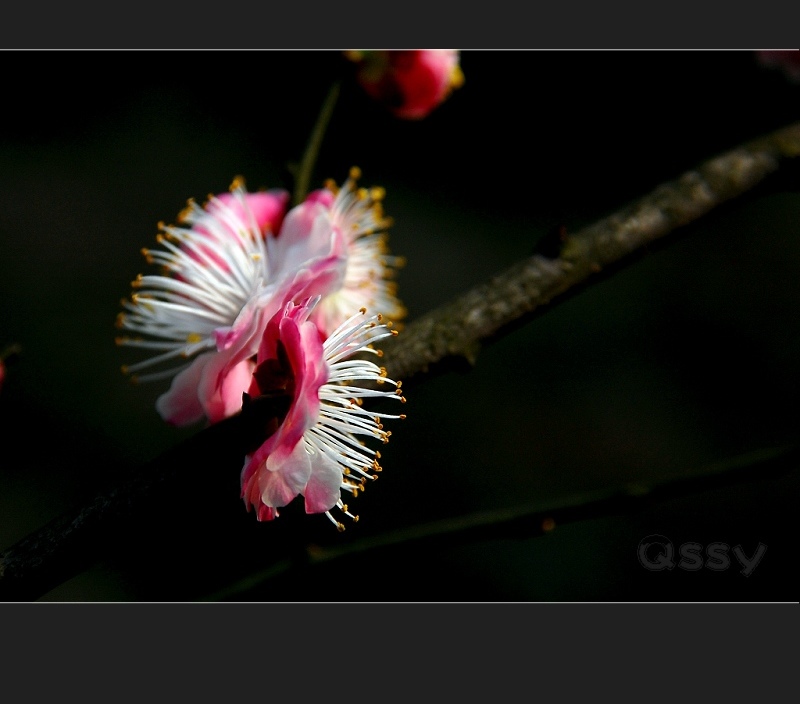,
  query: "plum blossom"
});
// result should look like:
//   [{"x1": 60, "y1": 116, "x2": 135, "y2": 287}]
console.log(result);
[
  {"x1": 116, "y1": 178, "x2": 344, "y2": 426},
  {"x1": 117, "y1": 170, "x2": 406, "y2": 431},
  {"x1": 346, "y1": 50, "x2": 464, "y2": 119},
  {"x1": 240, "y1": 296, "x2": 405, "y2": 530}
]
